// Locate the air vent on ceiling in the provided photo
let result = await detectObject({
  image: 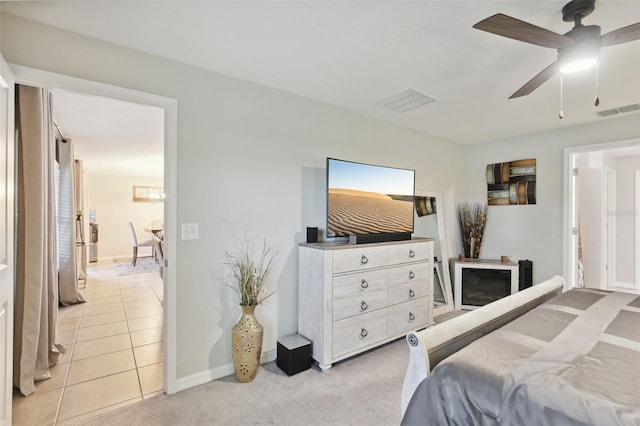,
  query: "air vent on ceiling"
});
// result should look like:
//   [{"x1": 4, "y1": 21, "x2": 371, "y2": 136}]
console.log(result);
[
  {"x1": 375, "y1": 88, "x2": 437, "y2": 113},
  {"x1": 619, "y1": 104, "x2": 640, "y2": 113},
  {"x1": 597, "y1": 103, "x2": 640, "y2": 118}
]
